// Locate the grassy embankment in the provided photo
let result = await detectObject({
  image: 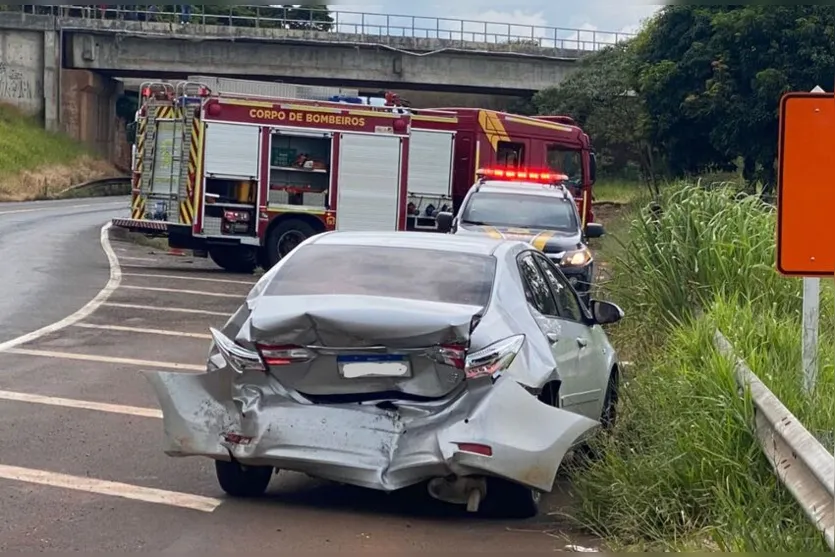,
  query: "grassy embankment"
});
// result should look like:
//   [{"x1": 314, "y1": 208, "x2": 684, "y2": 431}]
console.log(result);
[
  {"x1": 571, "y1": 180, "x2": 833, "y2": 551},
  {"x1": 0, "y1": 103, "x2": 118, "y2": 201}
]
